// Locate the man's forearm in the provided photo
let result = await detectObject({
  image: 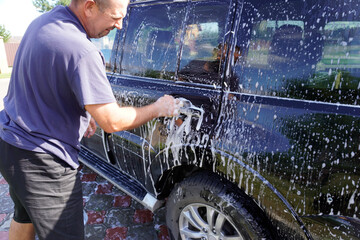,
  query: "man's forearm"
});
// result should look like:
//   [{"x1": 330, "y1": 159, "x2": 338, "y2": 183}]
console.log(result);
[
  {"x1": 85, "y1": 95, "x2": 179, "y2": 133},
  {"x1": 111, "y1": 104, "x2": 159, "y2": 132}
]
